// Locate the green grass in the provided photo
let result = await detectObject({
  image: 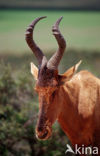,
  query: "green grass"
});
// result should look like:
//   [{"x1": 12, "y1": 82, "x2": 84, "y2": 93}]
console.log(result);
[{"x1": 0, "y1": 10, "x2": 100, "y2": 54}]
